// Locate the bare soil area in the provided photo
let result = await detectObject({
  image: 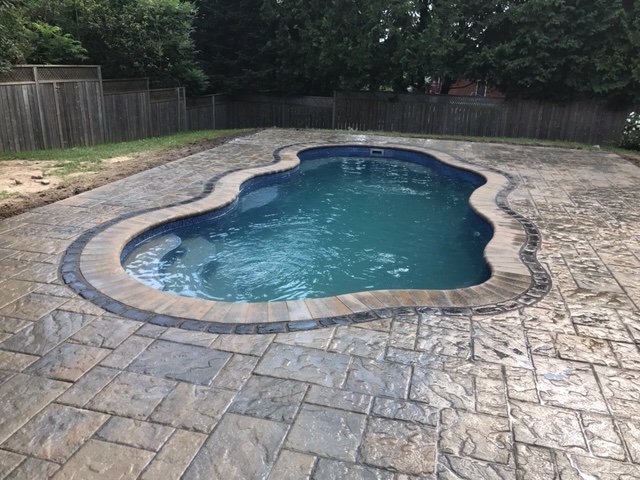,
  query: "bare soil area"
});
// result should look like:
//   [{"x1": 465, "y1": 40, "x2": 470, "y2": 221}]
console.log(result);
[{"x1": 0, "y1": 130, "x2": 258, "y2": 219}]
